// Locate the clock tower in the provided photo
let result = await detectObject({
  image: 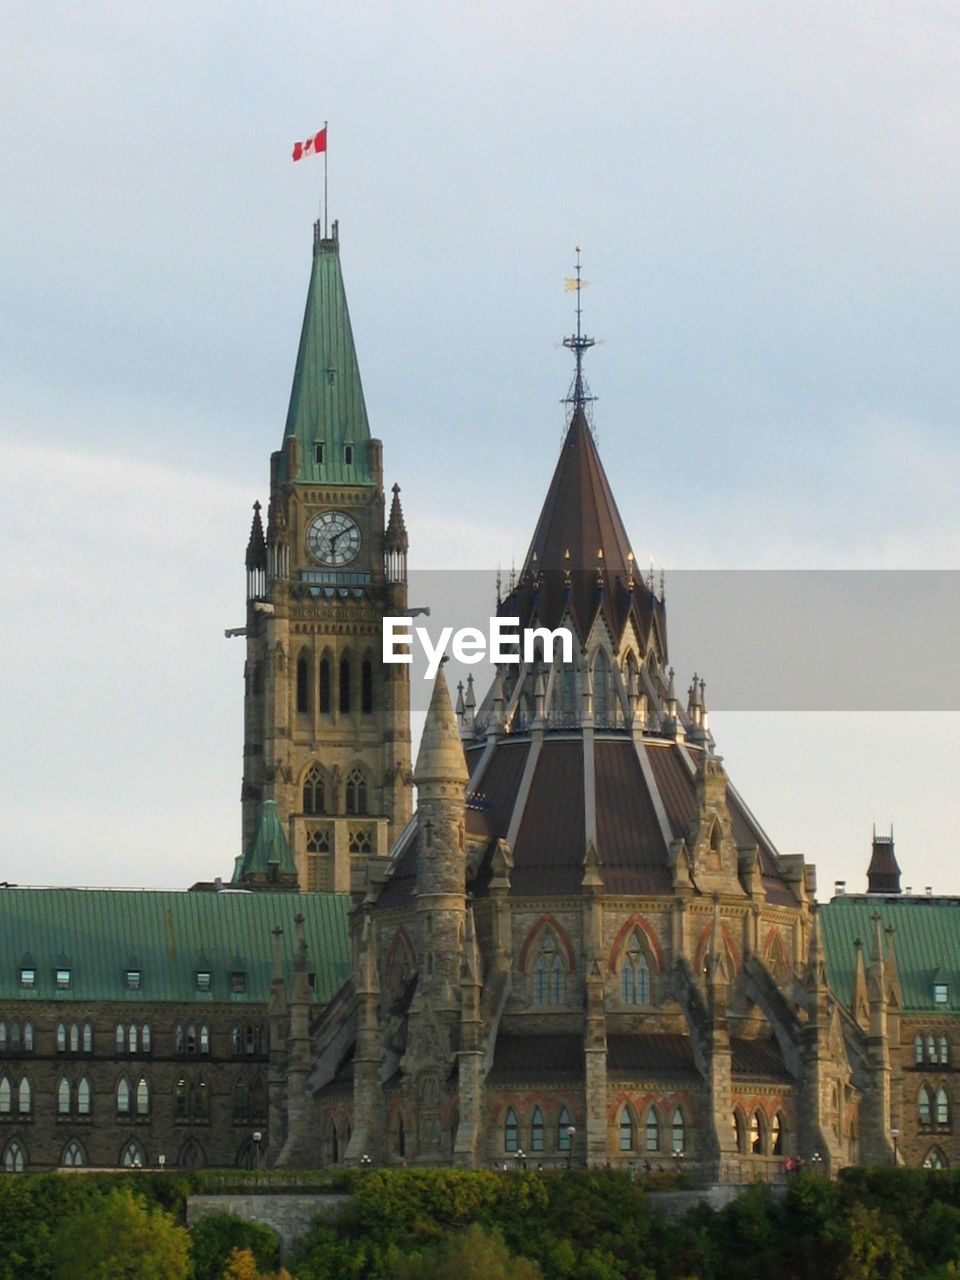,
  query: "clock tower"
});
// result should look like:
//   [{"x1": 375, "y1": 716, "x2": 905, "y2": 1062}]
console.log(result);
[{"x1": 237, "y1": 220, "x2": 412, "y2": 893}]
